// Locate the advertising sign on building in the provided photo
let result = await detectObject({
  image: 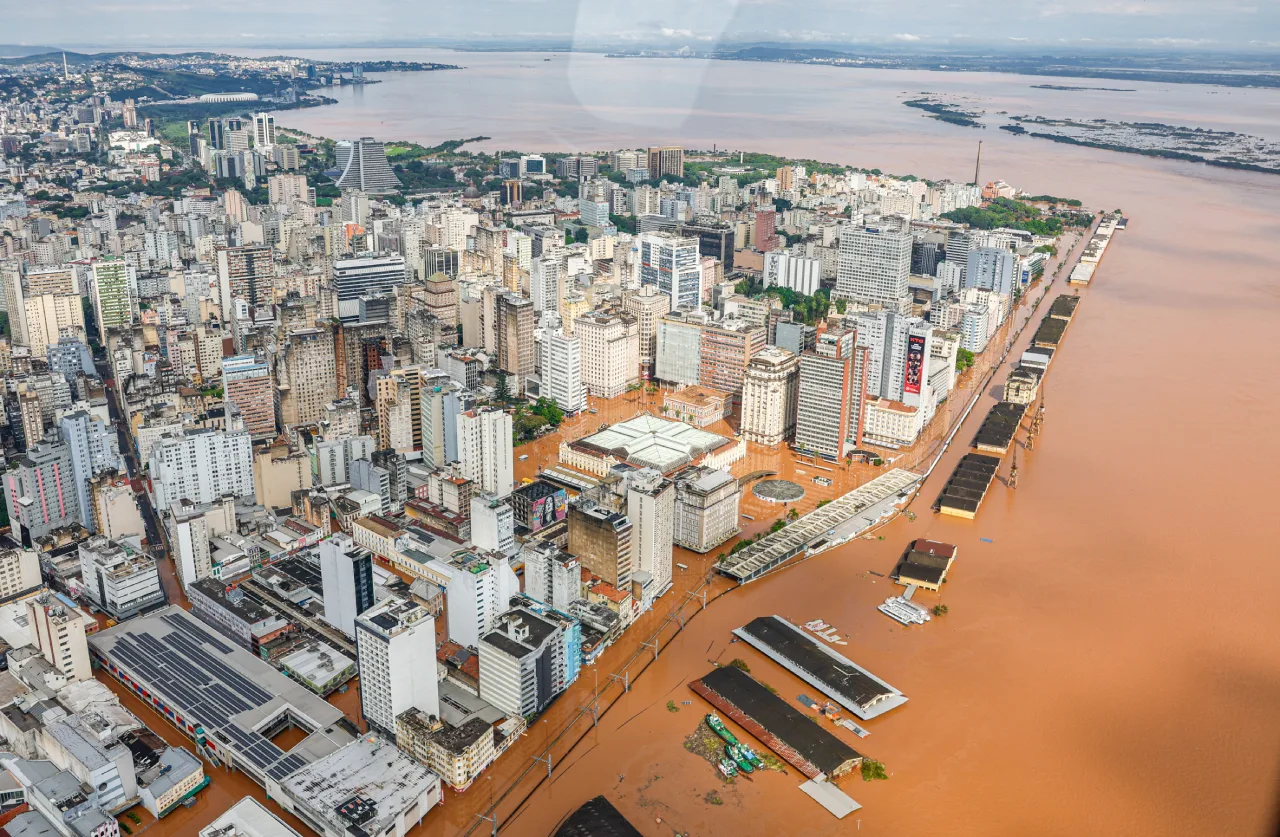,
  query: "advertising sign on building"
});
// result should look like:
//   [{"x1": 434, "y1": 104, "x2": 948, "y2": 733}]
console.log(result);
[{"x1": 904, "y1": 334, "x2": 926, "y2": 395}]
